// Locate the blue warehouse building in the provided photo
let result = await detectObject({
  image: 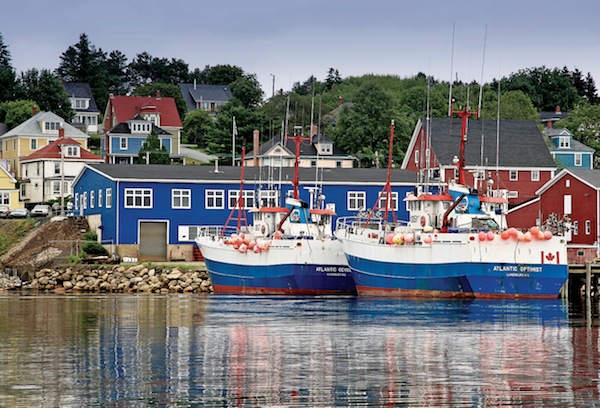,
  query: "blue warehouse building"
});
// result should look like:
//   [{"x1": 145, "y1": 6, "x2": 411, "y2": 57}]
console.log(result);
[{"x1": 72, "y1": 164, "x2": 419, "y2": 261}]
